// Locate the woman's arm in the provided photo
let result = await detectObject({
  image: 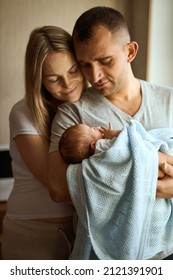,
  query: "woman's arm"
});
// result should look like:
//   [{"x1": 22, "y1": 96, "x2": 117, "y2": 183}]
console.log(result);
[
  {"x1": 14, "y1": 134, "x2": 50, "y2": 187},
  {"x1": 48, "y1": 151, "x2": 71, "y2": 202},
  {"x1": 47, "y1": 148, "x2": 173, "y2": 200},
  {"x1": 15, "y1": 130, "x2": 71, "y2": 203}
]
